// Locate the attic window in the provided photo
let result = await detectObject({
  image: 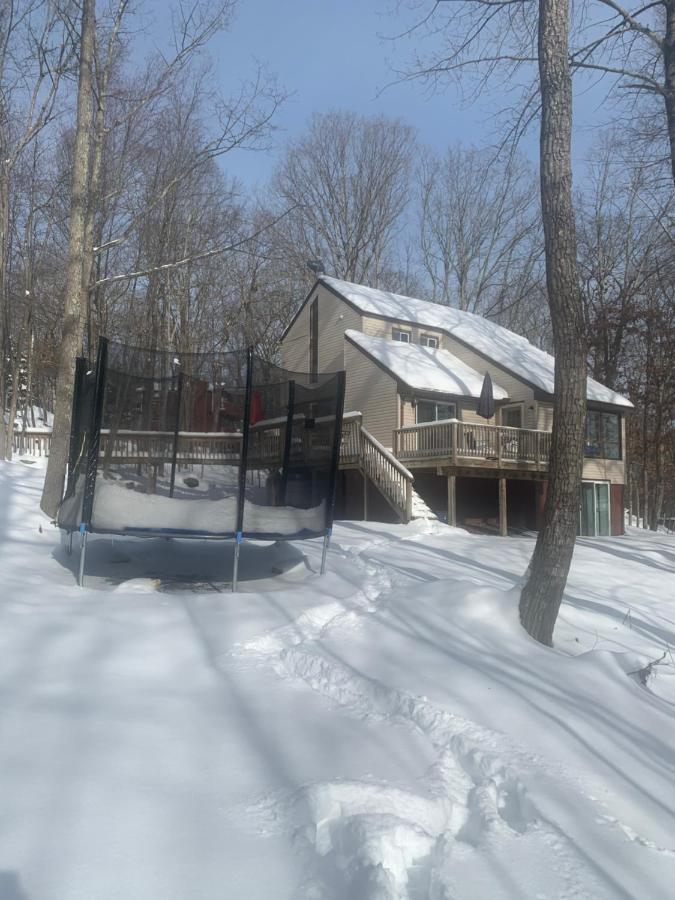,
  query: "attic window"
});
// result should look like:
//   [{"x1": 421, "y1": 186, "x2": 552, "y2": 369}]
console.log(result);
[
  {"x1": 420, "y1": 334, "x2": 438, "y2": 348},
  {"x1": 392, "y1": 328, "x2": 411, "y2": 343}
]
